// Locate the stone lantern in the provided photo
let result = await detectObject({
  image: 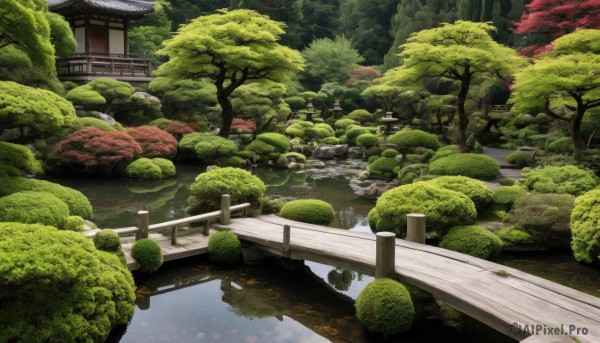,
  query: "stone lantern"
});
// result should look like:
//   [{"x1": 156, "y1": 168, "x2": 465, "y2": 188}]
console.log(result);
[{"x1": 381, "y1": 112, "x2": 398, "y2": 136}]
